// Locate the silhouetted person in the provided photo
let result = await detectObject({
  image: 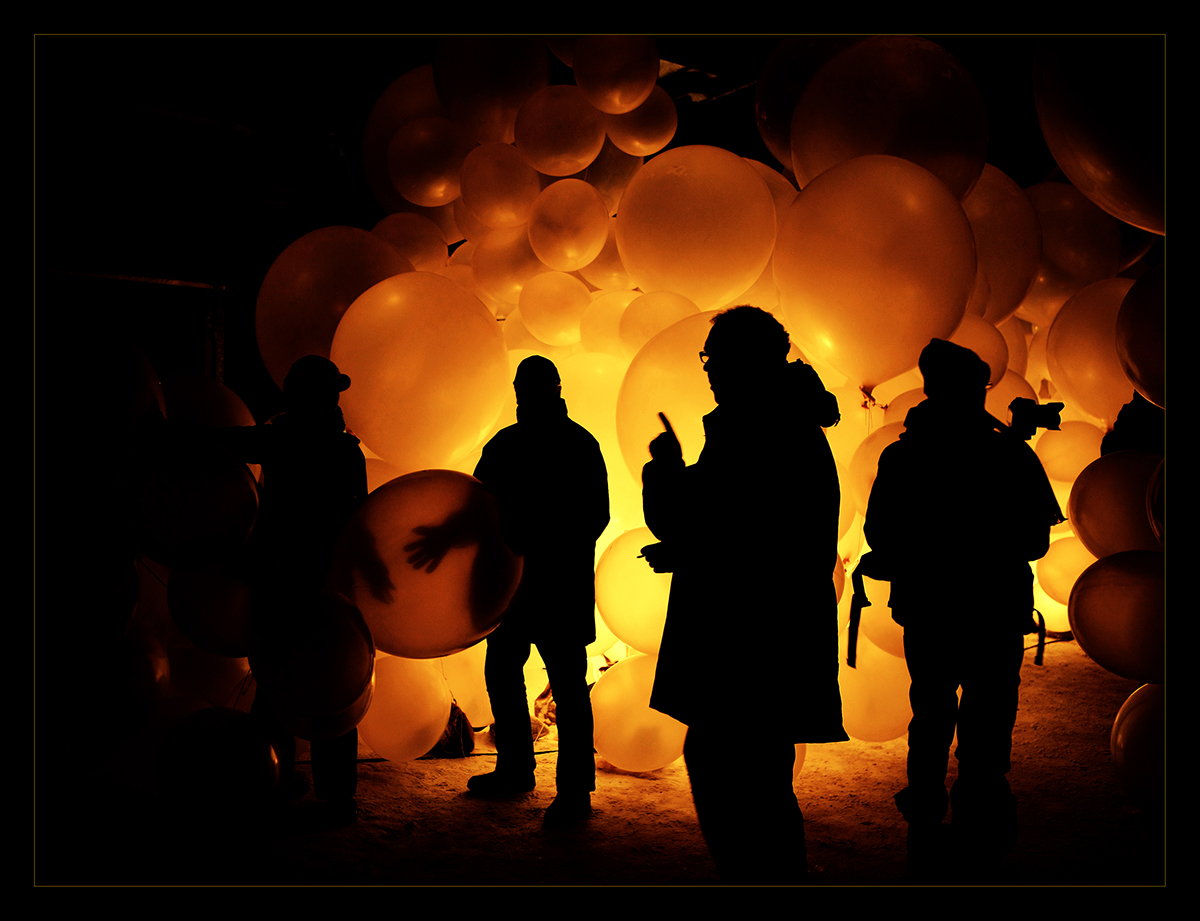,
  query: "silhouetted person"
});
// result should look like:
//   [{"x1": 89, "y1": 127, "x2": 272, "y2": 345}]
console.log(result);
[
  {"x1": 221, "y1": 355, "x2": 368, "y2": 826},
  {"x1": 641, "y1": 306, "x2": 847, "y2": 884},
  {"x1": 460, "y1": 356, "x2": 609, "y2": 827},
  {"x1": 864, "y1": 339, "x2": 1062, "y2": 873}
]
